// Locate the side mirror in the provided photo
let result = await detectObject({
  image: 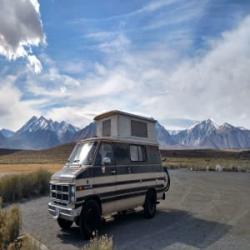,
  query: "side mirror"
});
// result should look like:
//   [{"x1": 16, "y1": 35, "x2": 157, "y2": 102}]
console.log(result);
[{"x1": 102, "y1": 157, "x2": 111, "y2": 165}]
